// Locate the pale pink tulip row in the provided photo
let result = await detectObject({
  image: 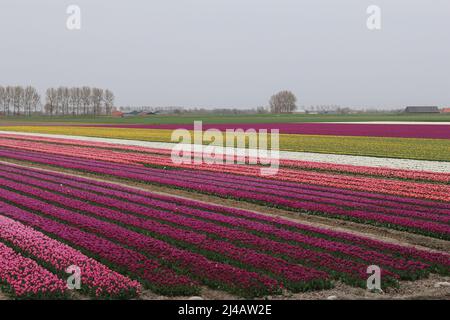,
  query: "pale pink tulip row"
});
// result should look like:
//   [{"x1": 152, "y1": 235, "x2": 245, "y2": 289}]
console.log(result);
[
  {"x1": 0, "y1": 241, "x2": 66, "y2": 298},
  {"x1": 0, "y1": 215, "x2": 141, "y2": 298}
]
